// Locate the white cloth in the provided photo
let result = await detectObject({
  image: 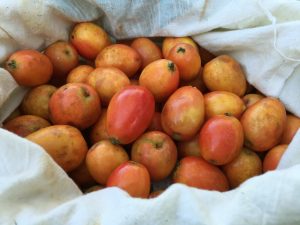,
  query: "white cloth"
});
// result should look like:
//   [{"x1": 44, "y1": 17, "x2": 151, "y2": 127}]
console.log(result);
[
  {"x1": 1, "y1": 0, "x2": 300, "y2": 224},
  {"x1": 1, "y1": 128, "x2": 300, "y2": 225}
]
